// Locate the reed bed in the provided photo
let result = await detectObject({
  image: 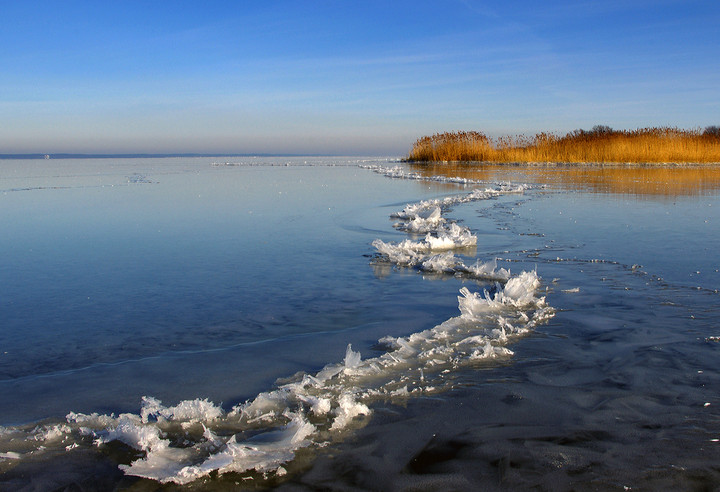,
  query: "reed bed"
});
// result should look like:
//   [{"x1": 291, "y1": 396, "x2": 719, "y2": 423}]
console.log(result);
[{"x1": 407, "y1": 127, "x2": 720, "y2": 164}]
